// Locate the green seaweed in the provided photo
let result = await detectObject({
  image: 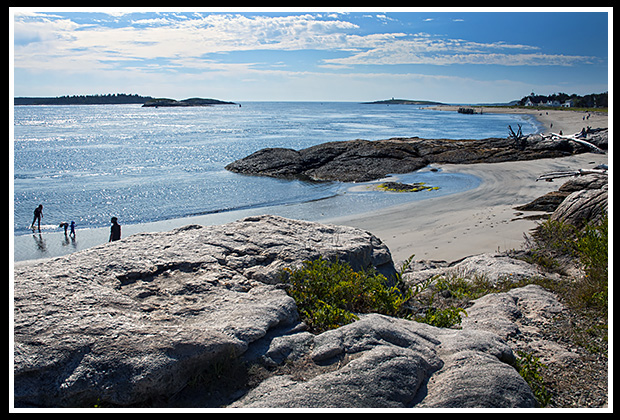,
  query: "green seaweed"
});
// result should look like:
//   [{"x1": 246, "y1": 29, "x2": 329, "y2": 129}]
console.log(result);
[{"x1": 377, "y1": 181, "x2": 440, "y2": 193}]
